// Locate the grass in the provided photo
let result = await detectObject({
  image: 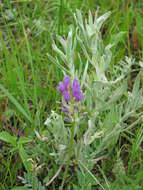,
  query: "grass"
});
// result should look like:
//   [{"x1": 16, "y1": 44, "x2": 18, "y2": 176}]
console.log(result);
[{"x1": 0, "y1": 0, "x2": 143, "y2": 189}]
